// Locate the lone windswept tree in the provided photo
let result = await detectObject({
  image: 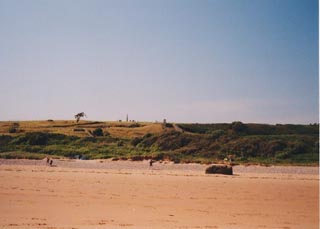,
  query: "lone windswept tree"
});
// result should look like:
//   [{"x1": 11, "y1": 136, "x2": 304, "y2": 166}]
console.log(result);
[{"x1": 74, "y1": 112, "x2": 87, "y2": 123}]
